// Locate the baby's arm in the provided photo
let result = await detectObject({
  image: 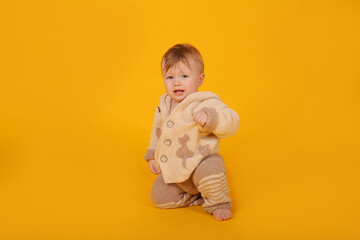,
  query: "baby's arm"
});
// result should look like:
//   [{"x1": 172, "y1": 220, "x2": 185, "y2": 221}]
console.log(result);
[
  {"x1": 144, "y1": 106, "x2": 161, "y2": 160},
  {"x1": 144, "y1": 106, "x2": 162, "y2": 174},
  {"x1": 197, "y1": 99, "x2": 239, "y2": 138}
]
